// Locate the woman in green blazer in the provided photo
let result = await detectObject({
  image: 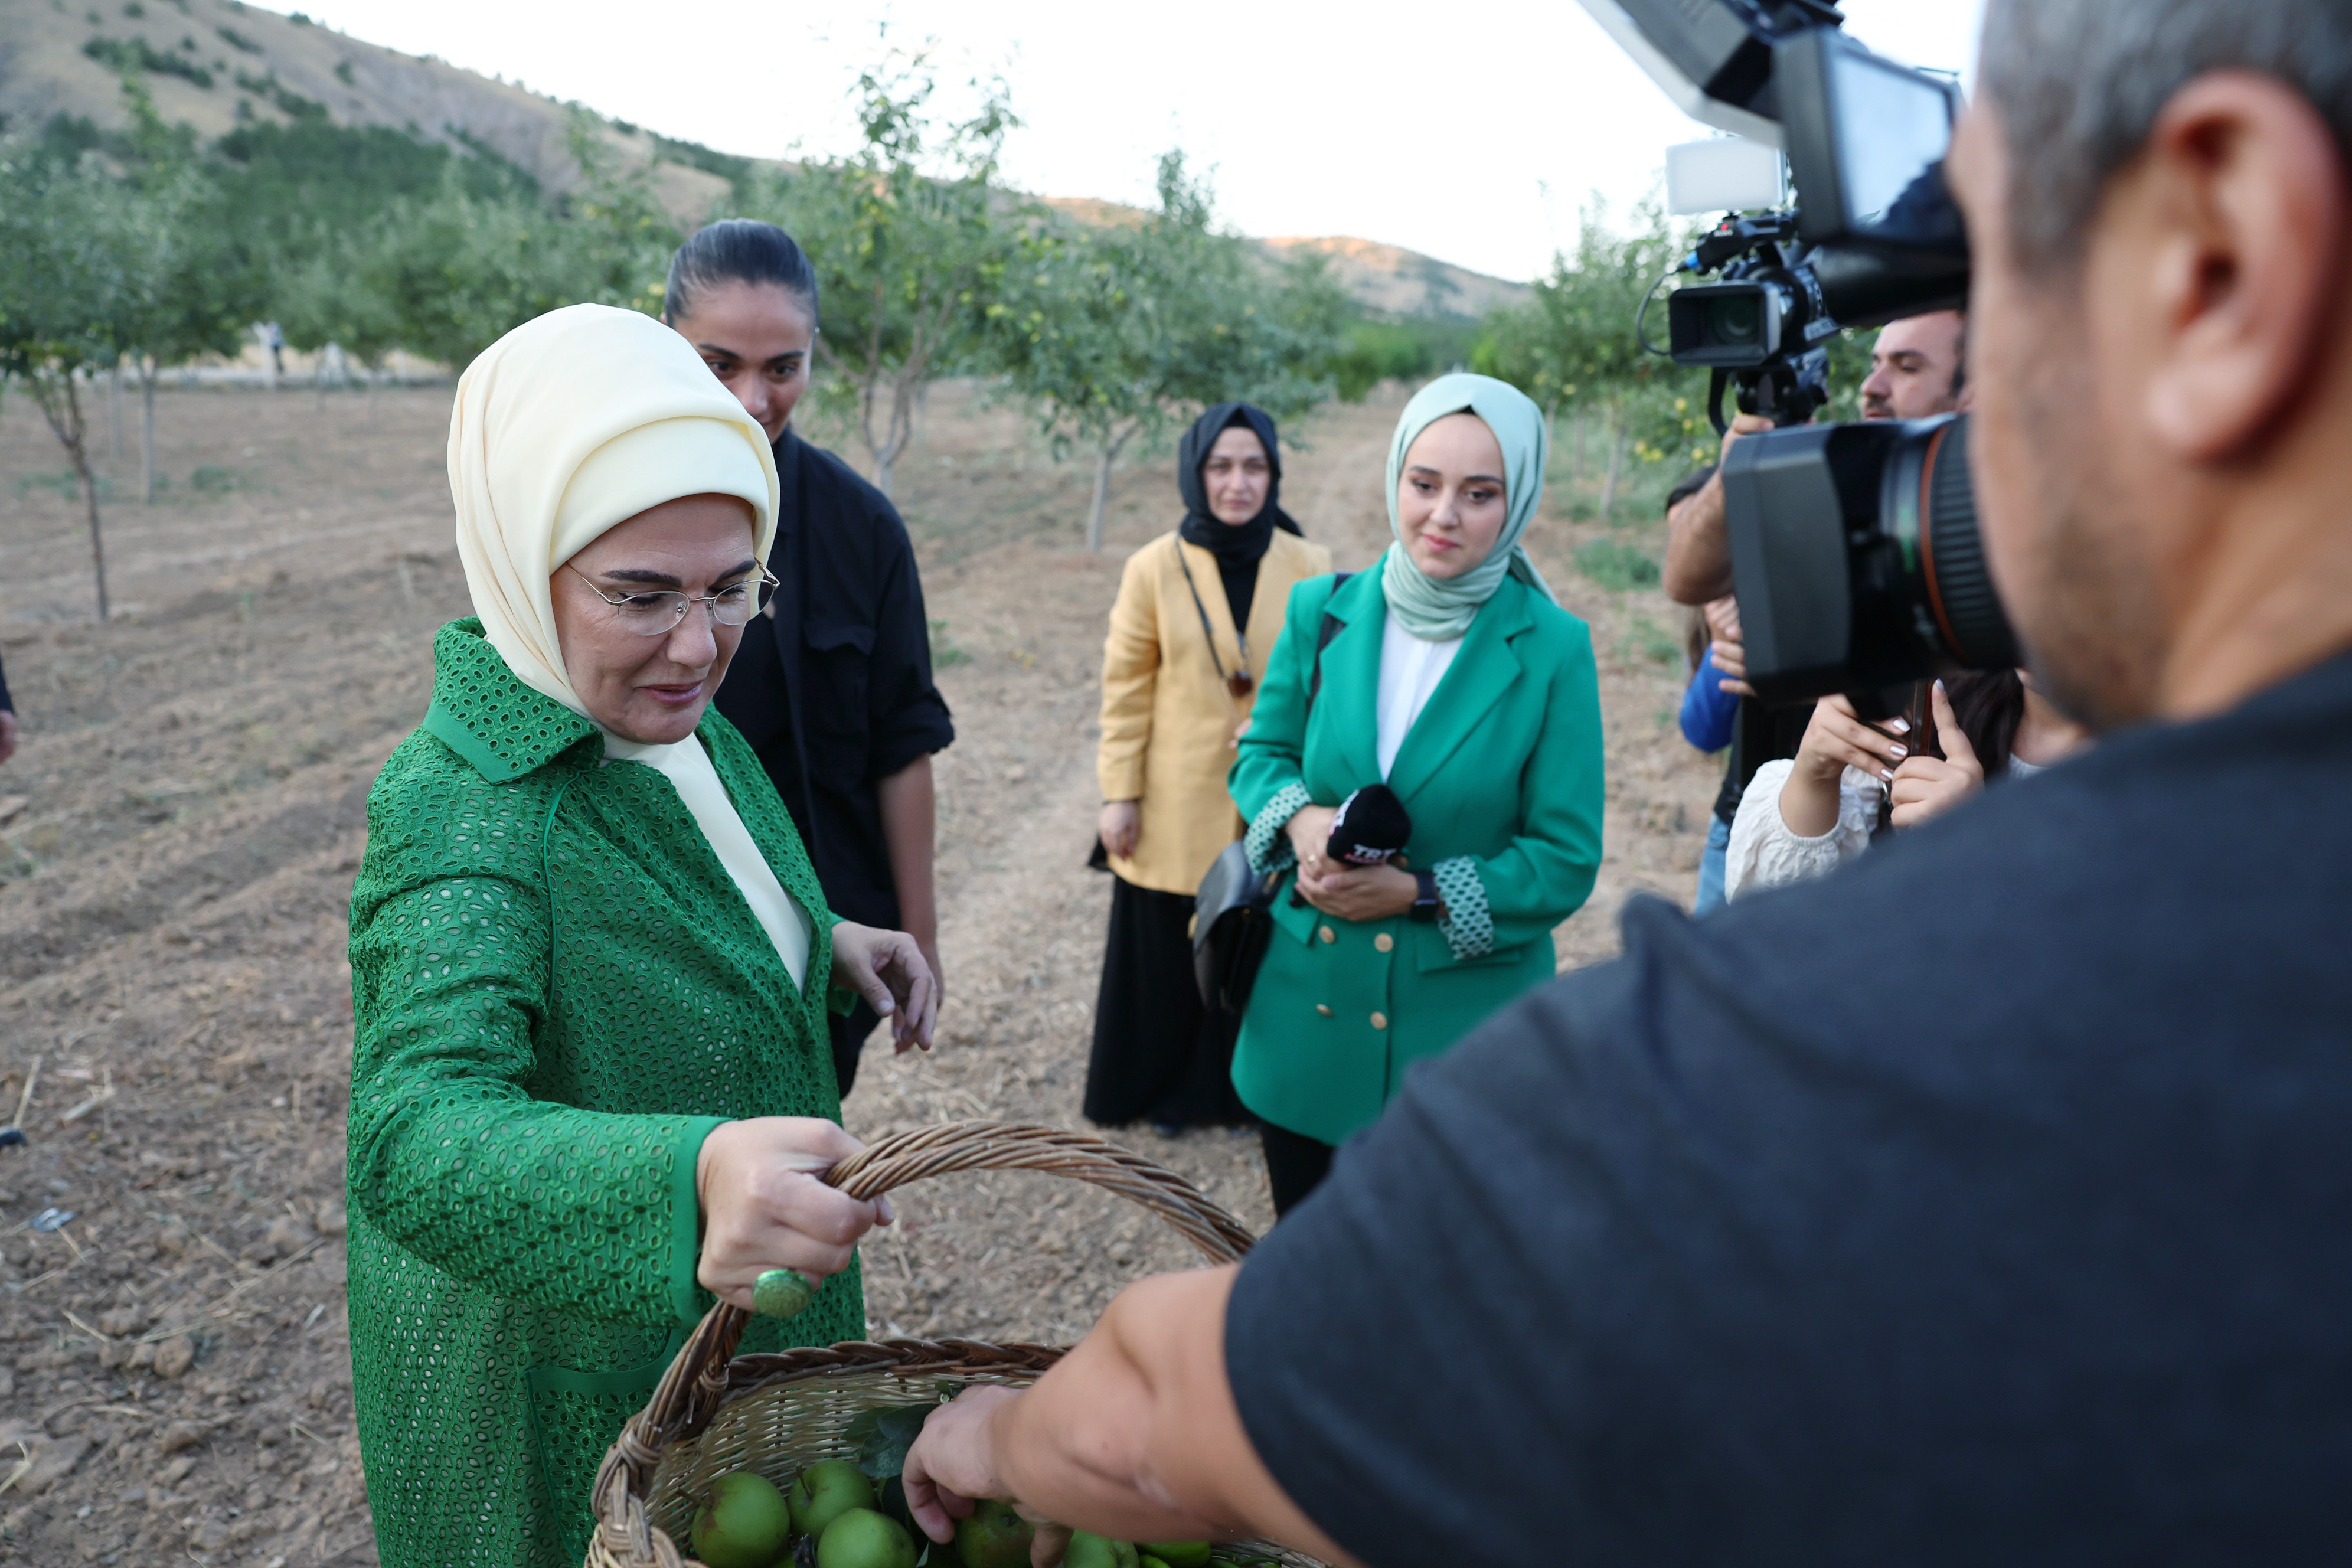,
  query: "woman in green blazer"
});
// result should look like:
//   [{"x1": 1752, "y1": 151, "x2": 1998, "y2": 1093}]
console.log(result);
[
  {"x1": 1228, "y1": 374, "x2": 1604, "y2": 1213},
  {"x1": 346, "y1": 306, "x2": 935, "y2": 1567}
]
